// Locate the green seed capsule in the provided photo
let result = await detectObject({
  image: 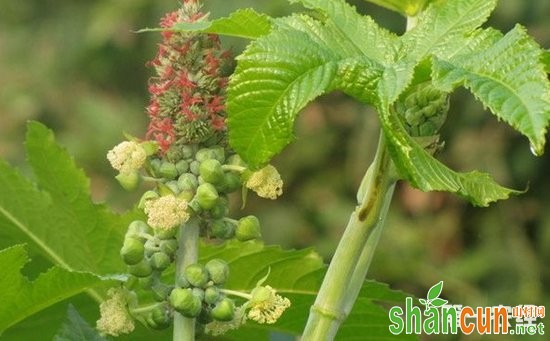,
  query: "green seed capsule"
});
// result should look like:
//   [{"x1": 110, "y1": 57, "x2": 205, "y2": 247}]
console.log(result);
[
  {"x1": 205, "y1": 259, "x2": 229, "y2": 285},
  {"x1": 199, "y1": 159, "x2": 225, "y2": 185},
  {"x1": 128, "y1": 259, "x2": 153, "y2": 277},
  {"x1": 189, "y1": 160, "x2": 201, "y2": 175},
  {"x1": 120, "y1": 237, "x2": 144, "y2": 265},
  {"x1": 226, "y1": 154, "x2": 246, "y2": 167},
  {"x1": 126, "y1": 220, "x2": 151, "y2": 242},
  {"x1": 236, "y1": 215, "x2": 262, "y2": 241},
  {"x1": 149, "y1": 158, "x2": 162, "y2": 177},
  {"x1": 211, "y1": 220, "x2": 235, "y2": 239},
  {"x1": 211, "y1": 298, "x2": 235, "y2": 322},
  {"x1": 149, "y1": 305, "x2": 171, "y2": 330},
  {"x1": 160, "y1": 239, "x2": 178, "y2": 257},
  {"x1": 169, "y1": 288, "x2": 202, "y2": 317},
  {"x1": 165, "y1": 180, "x2": 180, "y2": 195},
  {"x1": 138, "y1": 275, "x2": 154, "y2": 289},
  {"x1": 115, "y1": 171, "x2": 140, "y2": 191},
  {"x1": 177, "y1": 173, "x2": 199, "y2": 192},
  {"x1": 184, "y1": 263, "x2": 209, "y2": 288},
  {"x1": 196, "y1": 148, "x2": 224, "y2": 163},
  {"x1": 219, "y1": 172, "x2": 242, "y2": 193},
  {"x1": 138, "y1": 190, "x2": 159, "y2": 210},
  {"x1": 152, "y1": 283, "x2": 173, "y2": 302},
  {"x1": 204, "y1": 286, "x2": 220, "y2": 305},
  {"x1": 155, "y1": 227, "x2": 178, "y2": 240},
  {"x1": 195, "y1": 183, "x2": 219, "y2": 210},
  {"x1": 175, "y1": 160, "x2": 189, "y2": 175},
  {"x1": 208, "y1": 198, "x2": 229, "y2": 219},
  {"x1": 150, "y1": 252, "x2": 171, "y2": 271},
  {"x1": 159, "y1": 161, "x2": 178, "y2": 180},
  {"x1": 192, "y1": 287, "x2": 205, "y2": 301}
]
